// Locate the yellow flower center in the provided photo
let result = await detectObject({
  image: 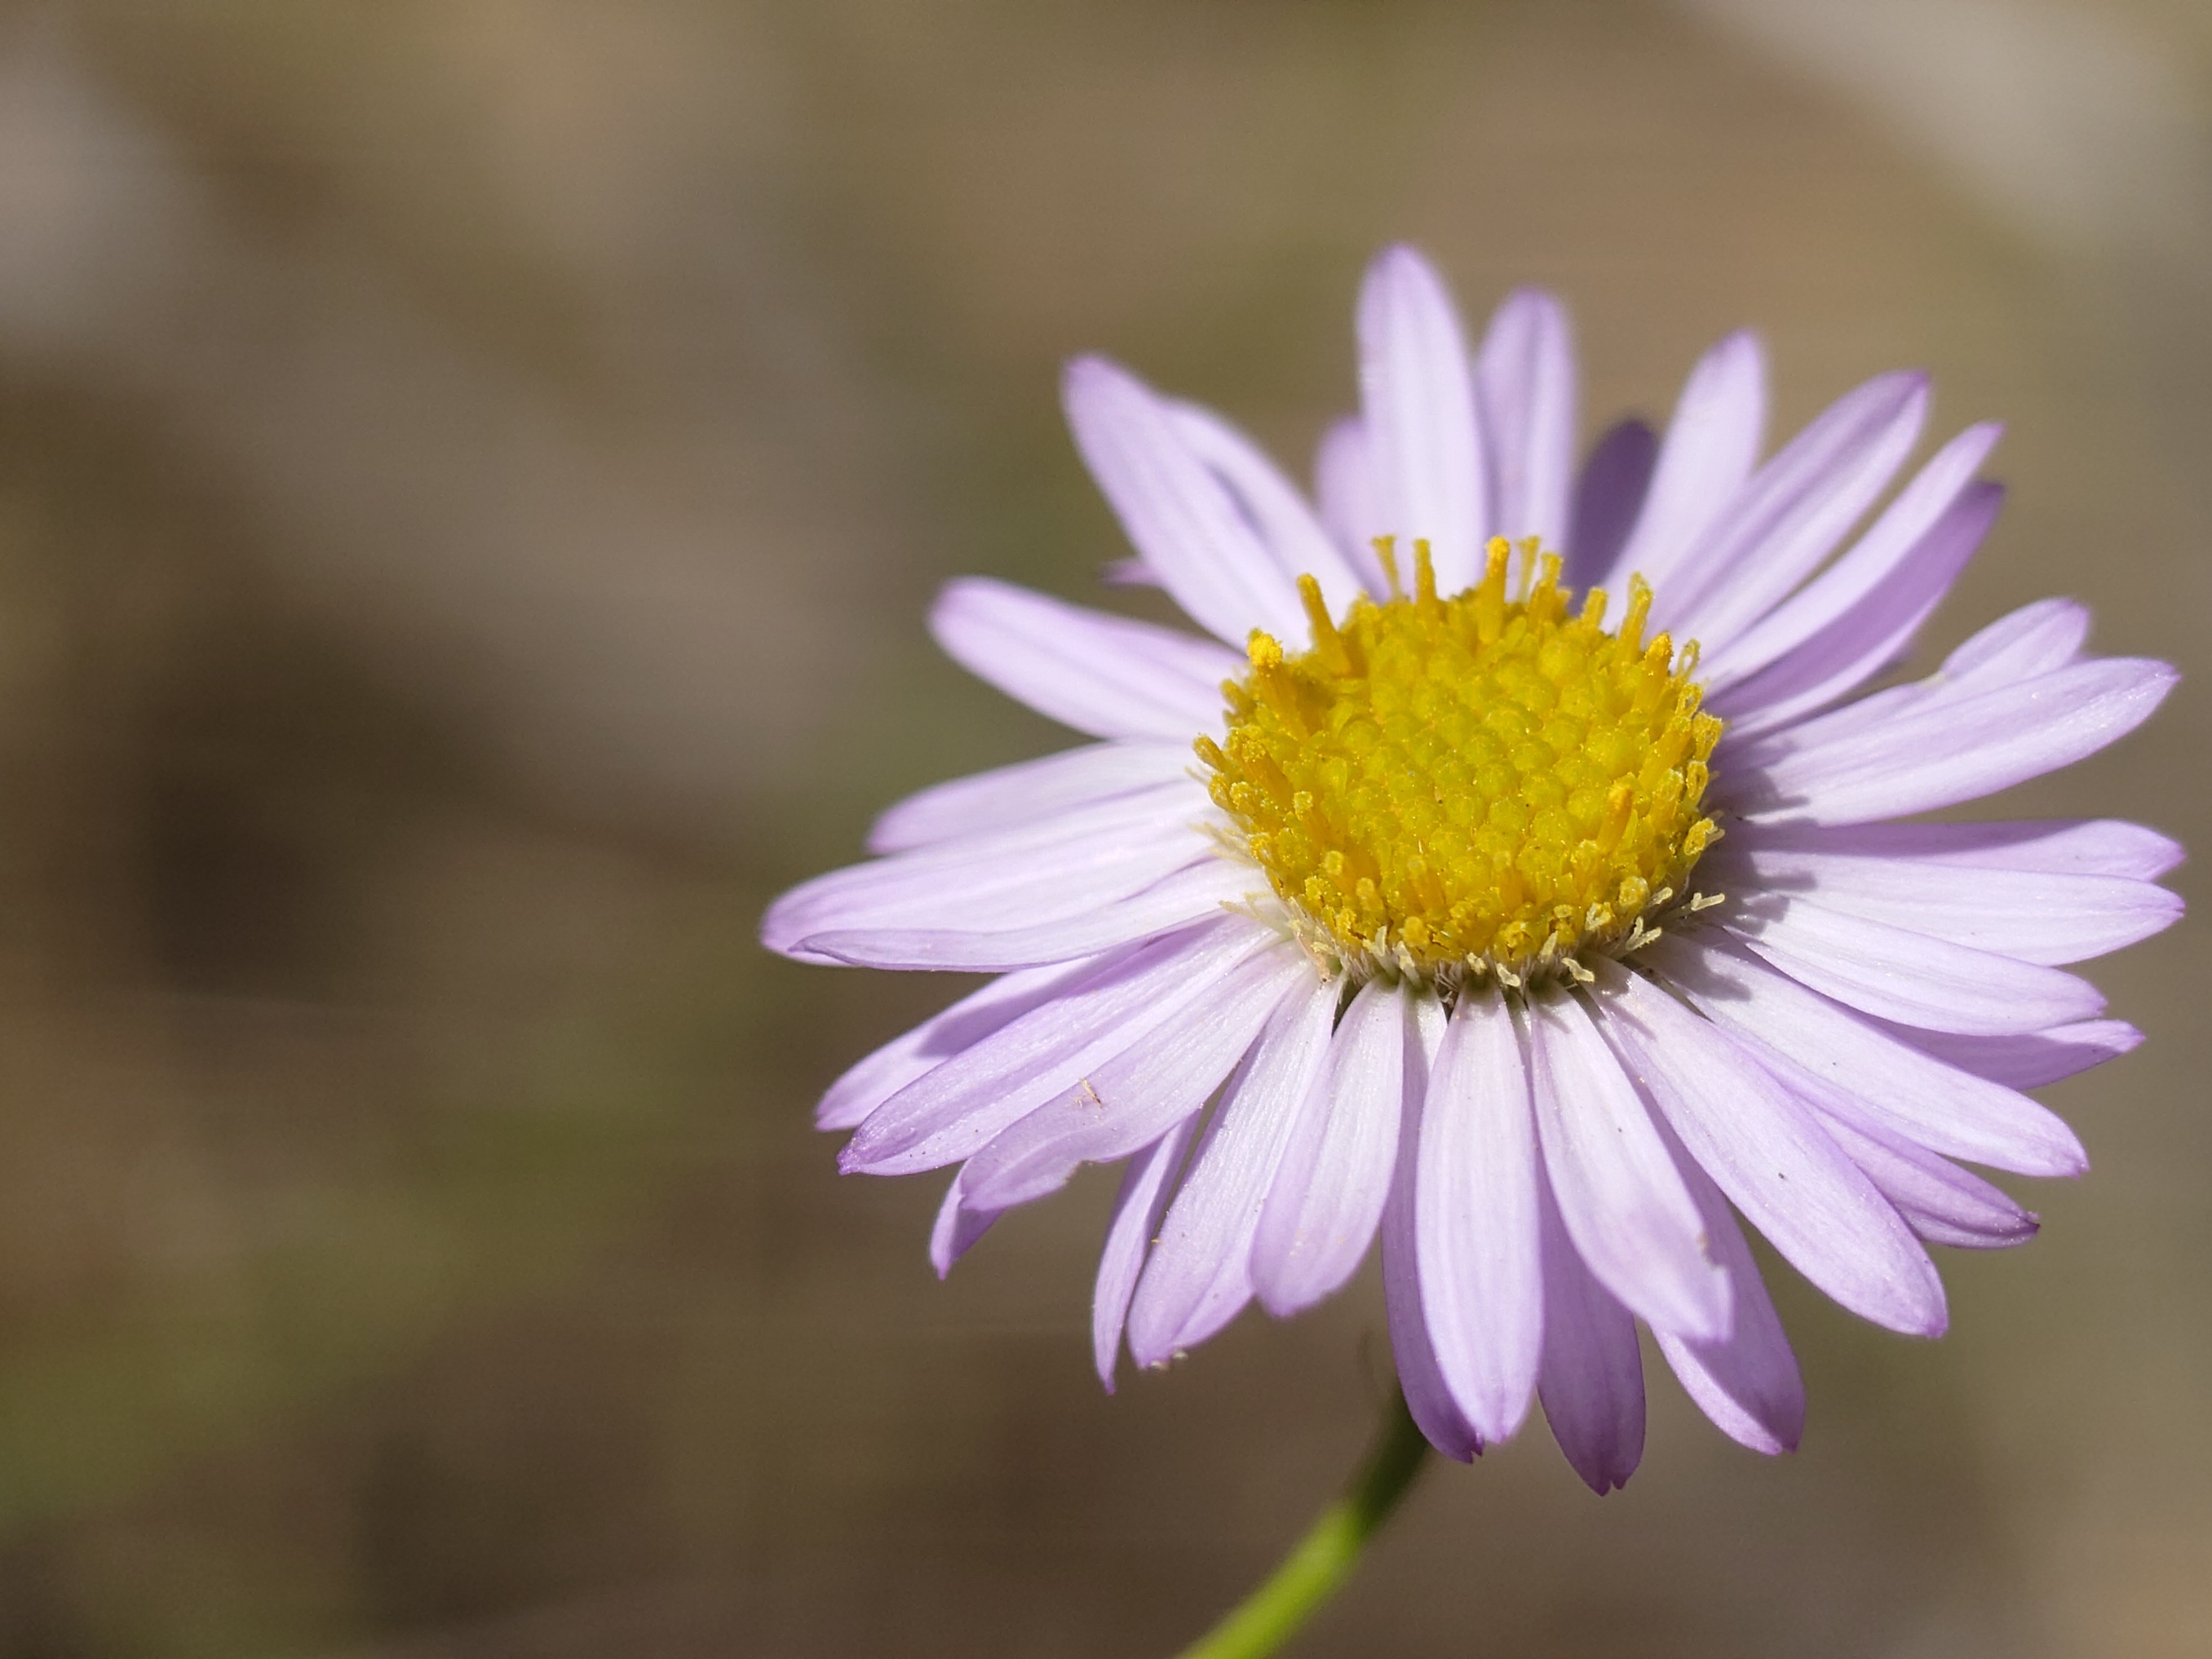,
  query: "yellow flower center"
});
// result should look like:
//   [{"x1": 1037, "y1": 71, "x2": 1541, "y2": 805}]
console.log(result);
[{"x1": 1197, "y1": 537, "x2": 1721, "y2": 988}]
